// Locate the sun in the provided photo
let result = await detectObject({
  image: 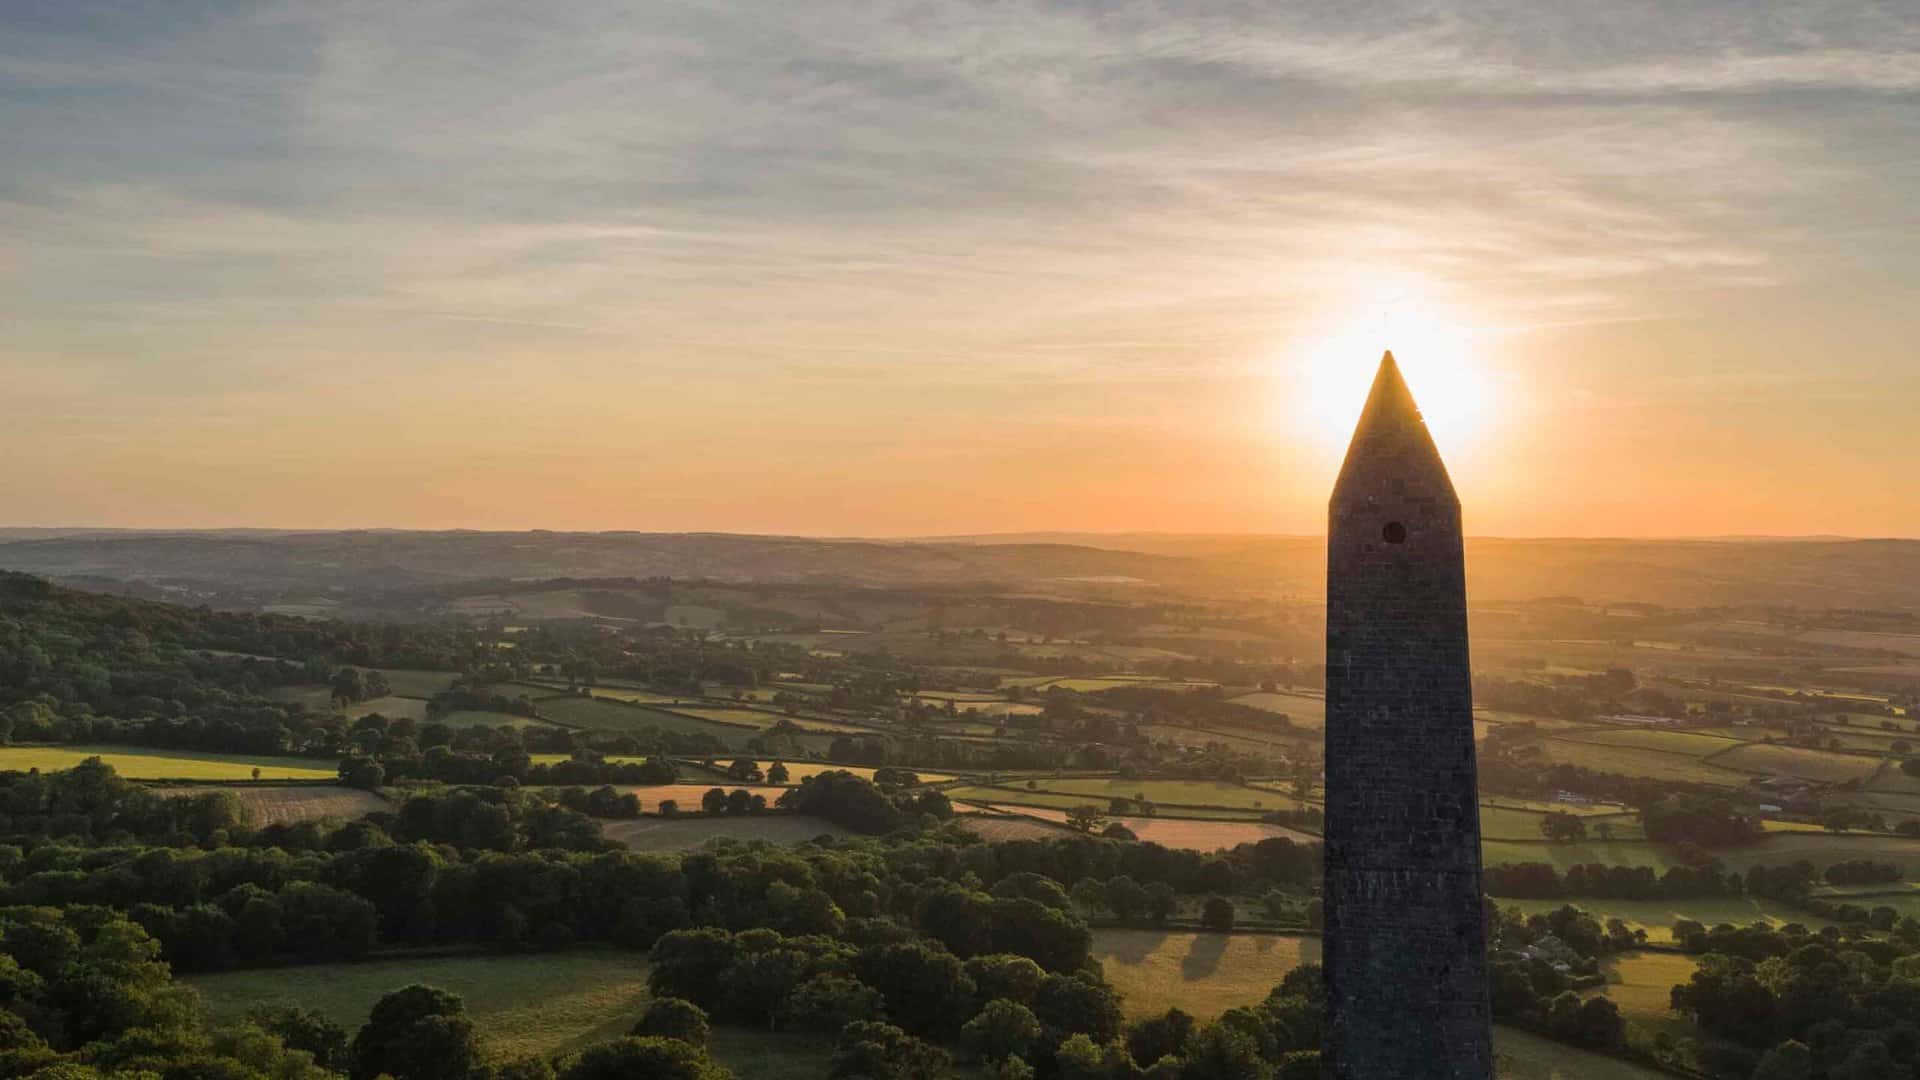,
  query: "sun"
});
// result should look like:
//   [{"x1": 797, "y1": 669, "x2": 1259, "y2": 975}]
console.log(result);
[{"x1": 1288, "y1": 280, "x2": 1499, "y2": 458}]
